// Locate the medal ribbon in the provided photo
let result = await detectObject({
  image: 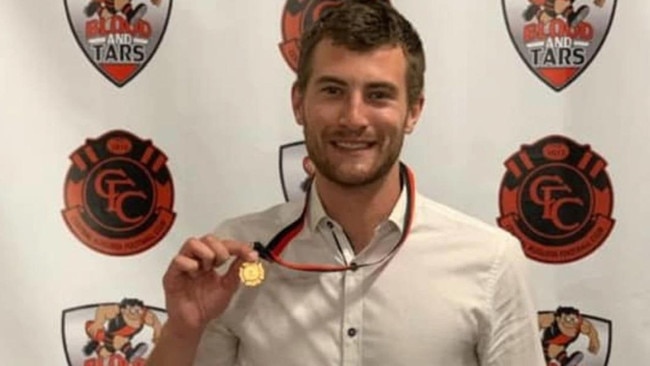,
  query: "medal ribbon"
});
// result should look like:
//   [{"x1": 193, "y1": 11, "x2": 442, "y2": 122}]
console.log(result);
[{"x1": 252, "y1": 162, "x2": 415, "y2": 273}]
